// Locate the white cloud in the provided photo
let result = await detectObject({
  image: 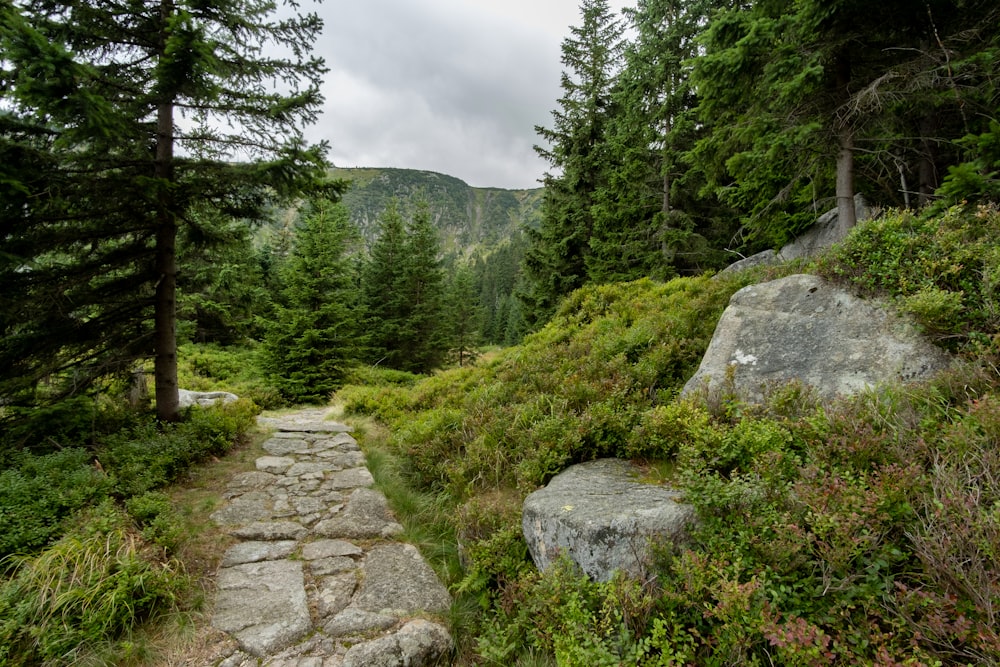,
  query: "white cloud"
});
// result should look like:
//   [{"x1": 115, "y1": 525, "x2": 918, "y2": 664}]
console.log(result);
[{"x1": 304, "y1": 0, "x2": 631, "y2": 189}]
